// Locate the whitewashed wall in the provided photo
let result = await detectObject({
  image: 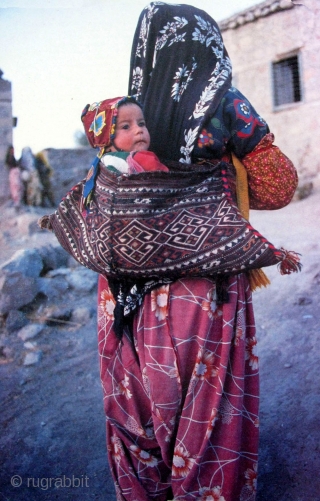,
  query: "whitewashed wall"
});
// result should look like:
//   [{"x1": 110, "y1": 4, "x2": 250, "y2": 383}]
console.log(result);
[
  {"x1": 221, "y1": 0, "x2": 320, "y2": 182},
  {"x1": 0, "y1": 76, "x2": 13, "y2": 202}
]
